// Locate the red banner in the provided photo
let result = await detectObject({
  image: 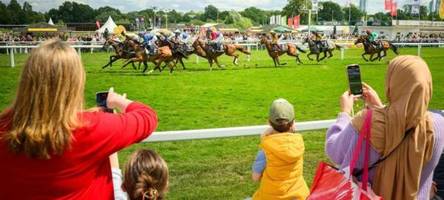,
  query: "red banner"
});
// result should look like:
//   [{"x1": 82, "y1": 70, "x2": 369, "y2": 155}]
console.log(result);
[
  {"x1": 288, "y1": 17, "x2": 293, "y2": 27},
  {"x1": 293, "y1": 15, "x2": 300, "y2": 28},
  {"x1": 384, "y1": 0, "x2": 392, "y2": 11},
  {"x1": 95, "y1": 20, "x2": 101, "y2": 29},
  {"x1": 391, "y1": 2, "x2": 397, "y2": 16}
]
